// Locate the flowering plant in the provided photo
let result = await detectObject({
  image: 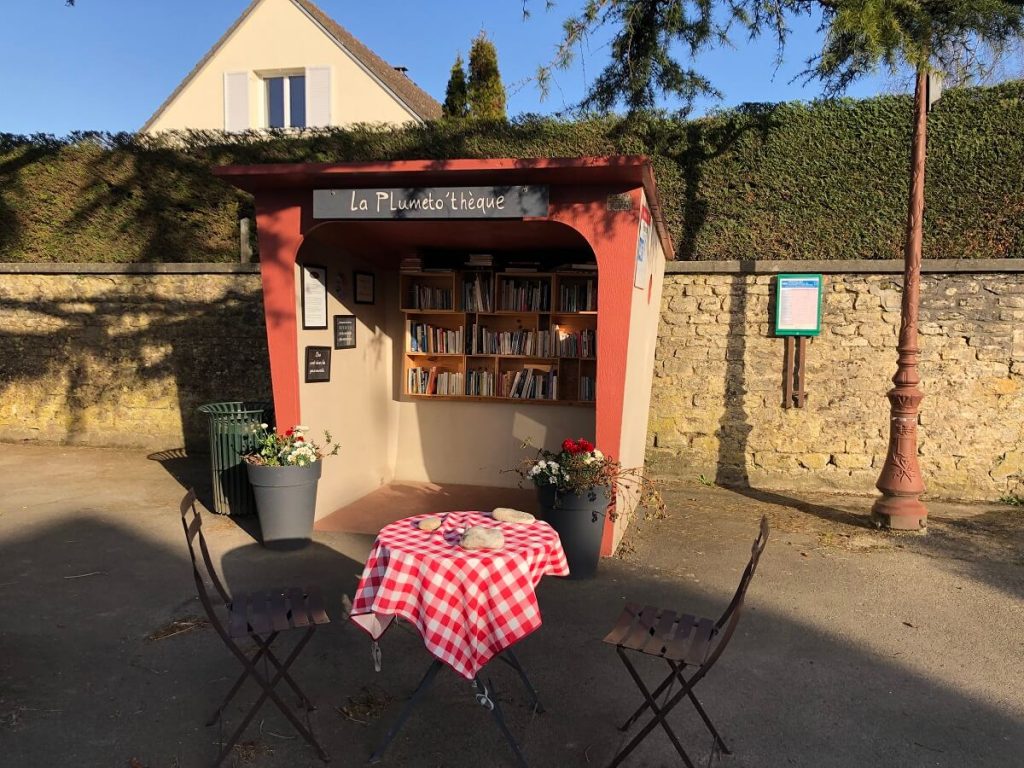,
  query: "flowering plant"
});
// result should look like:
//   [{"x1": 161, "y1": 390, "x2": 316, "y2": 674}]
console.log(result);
[
  {"x1": 244, "y1": 424, "x2": 340, "y2": 467},
  {"x1": 512, "y1": 437, "x2": 663, "y2": 520}
]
